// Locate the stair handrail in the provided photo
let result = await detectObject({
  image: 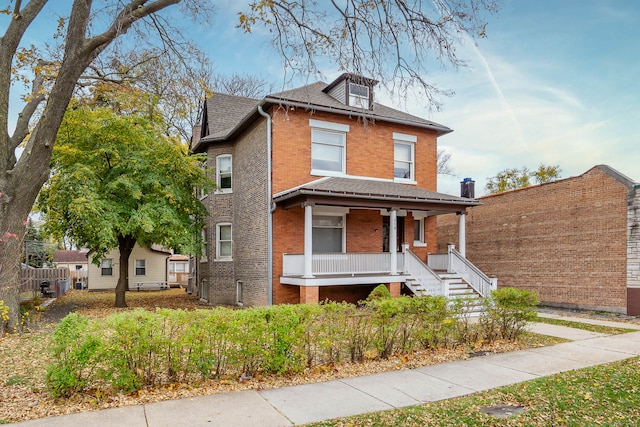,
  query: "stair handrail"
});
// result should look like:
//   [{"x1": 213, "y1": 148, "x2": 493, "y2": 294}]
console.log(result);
[
  {"x1": 404, "y1": 249, "x2": 448, "y2": 296},
  {"x1": 447, "y1": 245, "x2": 495, "y2": 297}
]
